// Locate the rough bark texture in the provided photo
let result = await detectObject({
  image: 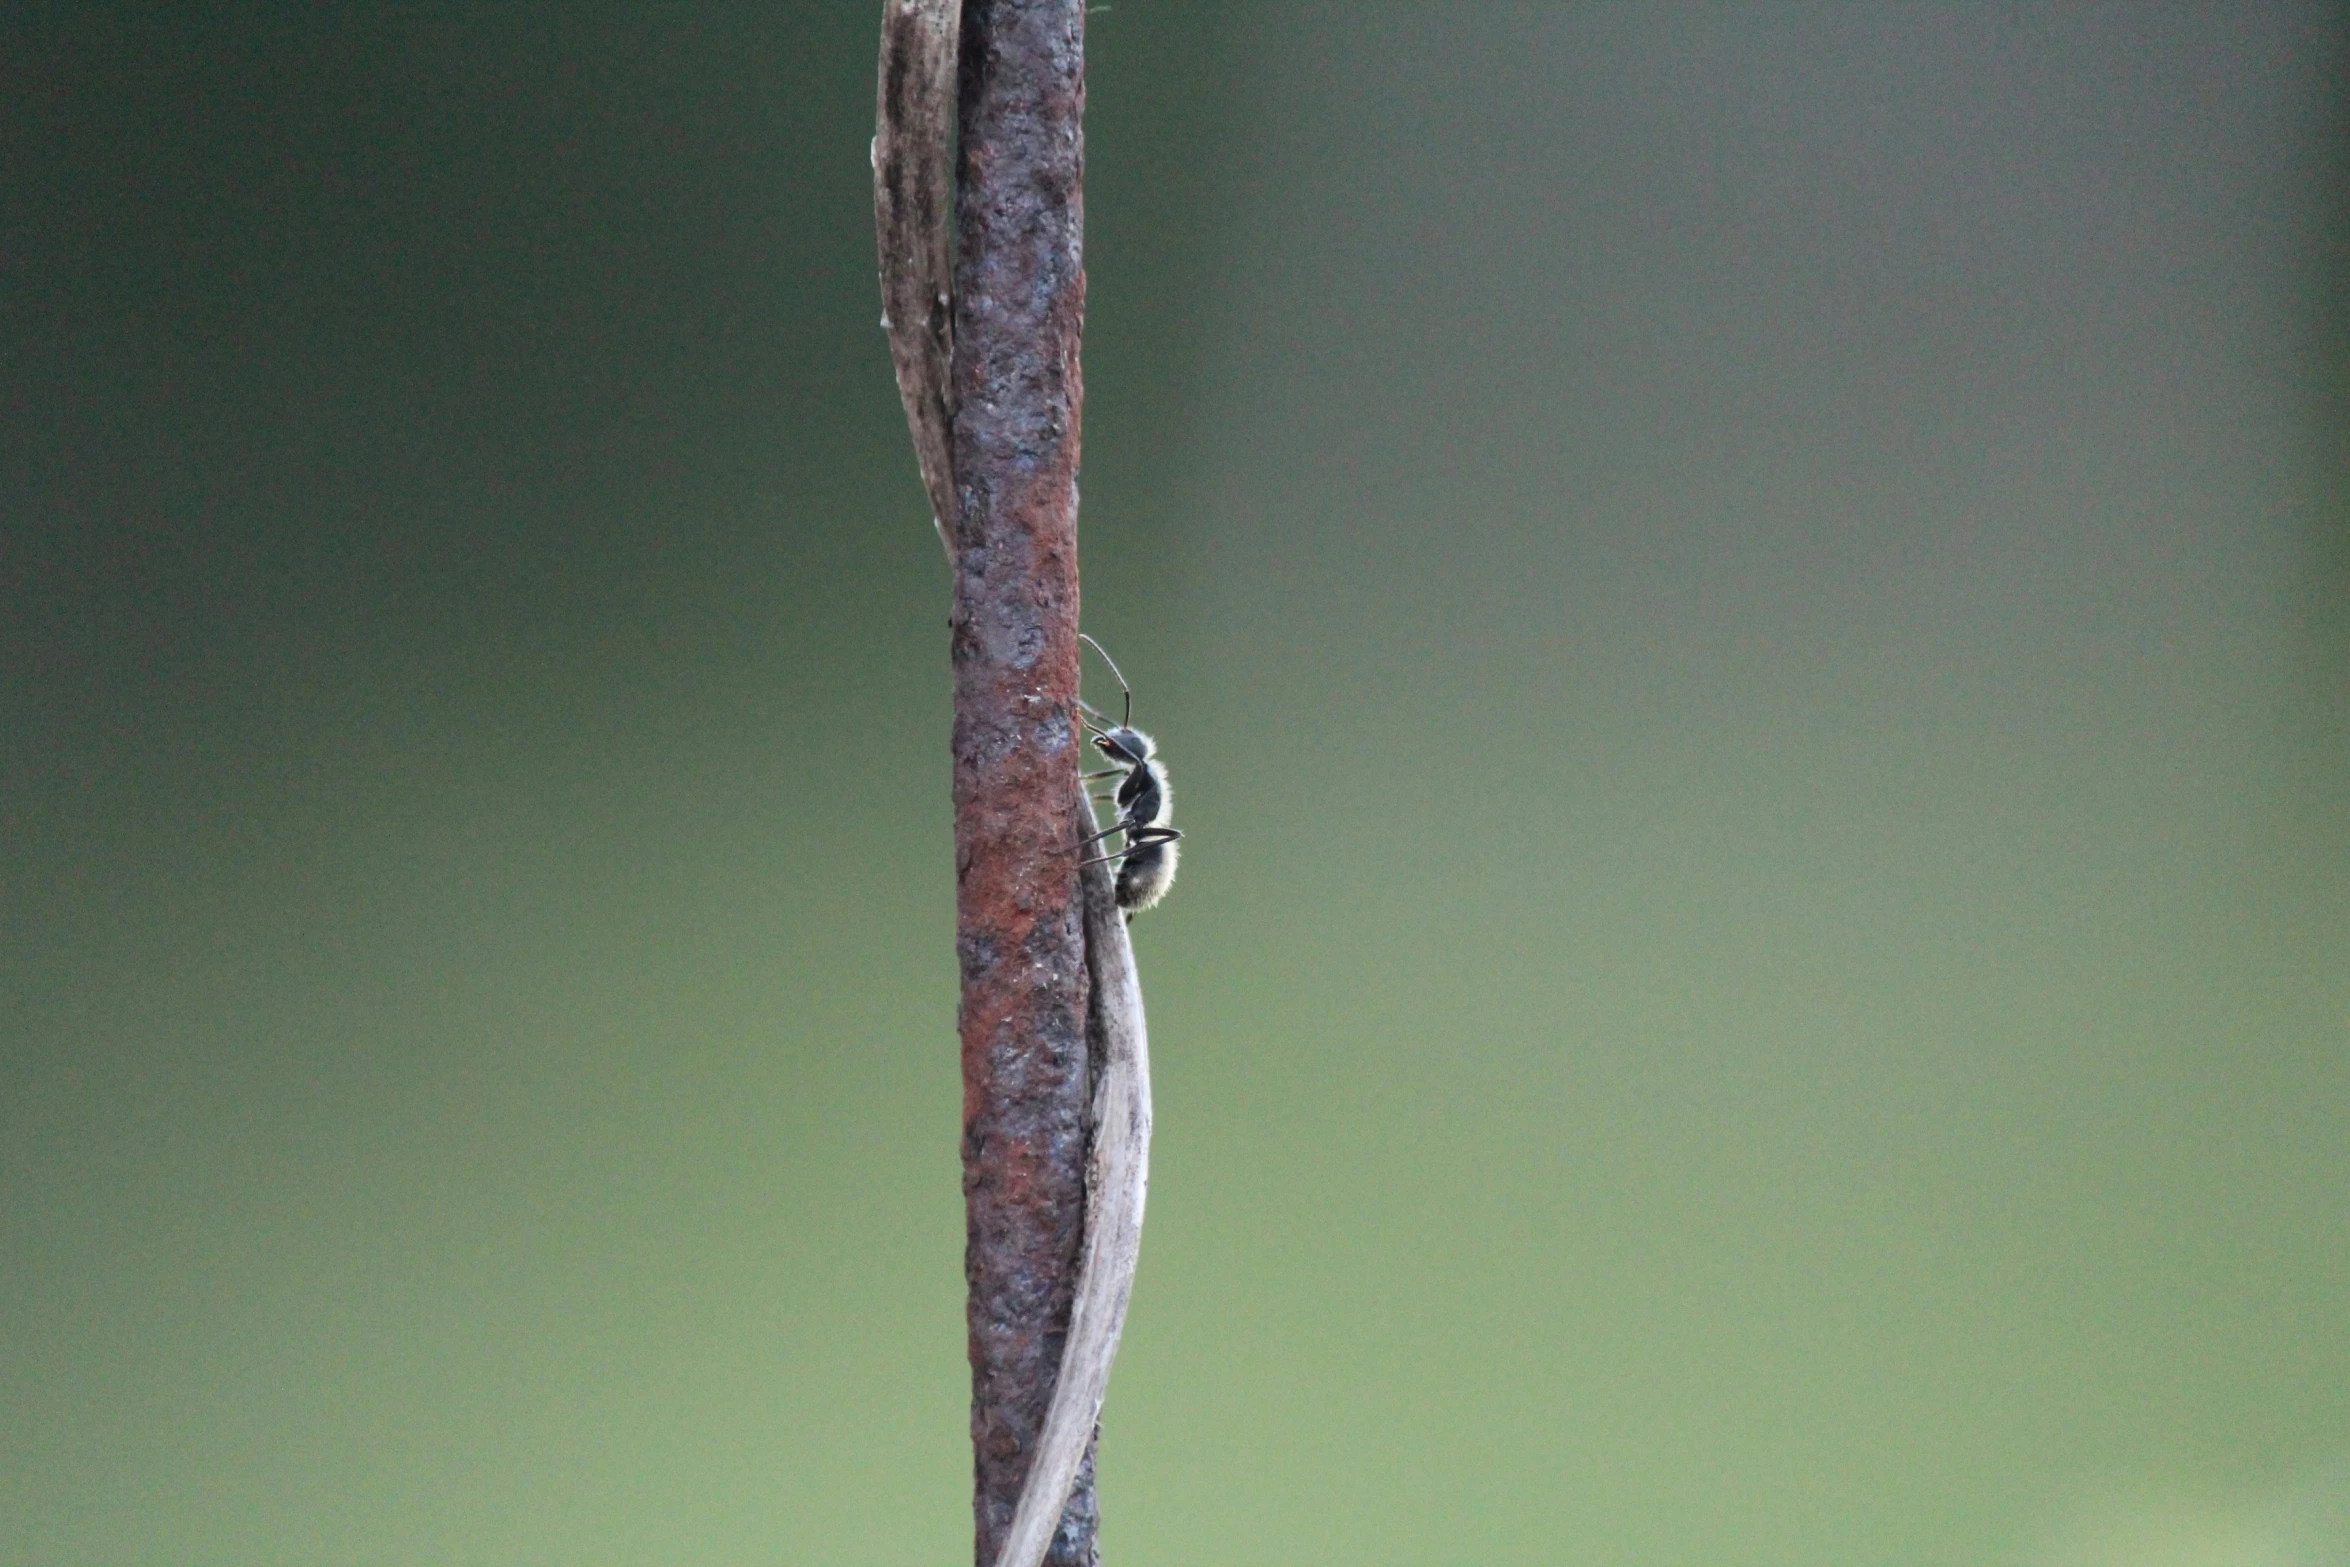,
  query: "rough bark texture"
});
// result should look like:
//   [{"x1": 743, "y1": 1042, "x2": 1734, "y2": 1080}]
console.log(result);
[{"x1": 950, "y1": 3, "x2": 1093, "y2": 1566}]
